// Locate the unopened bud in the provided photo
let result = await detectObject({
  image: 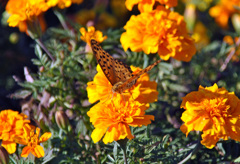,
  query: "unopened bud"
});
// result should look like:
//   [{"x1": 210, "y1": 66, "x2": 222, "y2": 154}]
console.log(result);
[
  {"x1": 232, "y1": 14, "x2": 240, "y2": 34},
  {"x1": 0, "y1": 146, "x2": 9, "y2": 164},
  {"x1": 9, "y1": 32, "x2": 19, "y2": 44},
  {"x1": 55, "y1": 111, "x2": 70, "y2": 132},
  {"x1": 39, "y1": 66, "x2": 45, "y2": 72},
  {"x1": 184, "y1": 4, "x2": 196, "y2": 32}
]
